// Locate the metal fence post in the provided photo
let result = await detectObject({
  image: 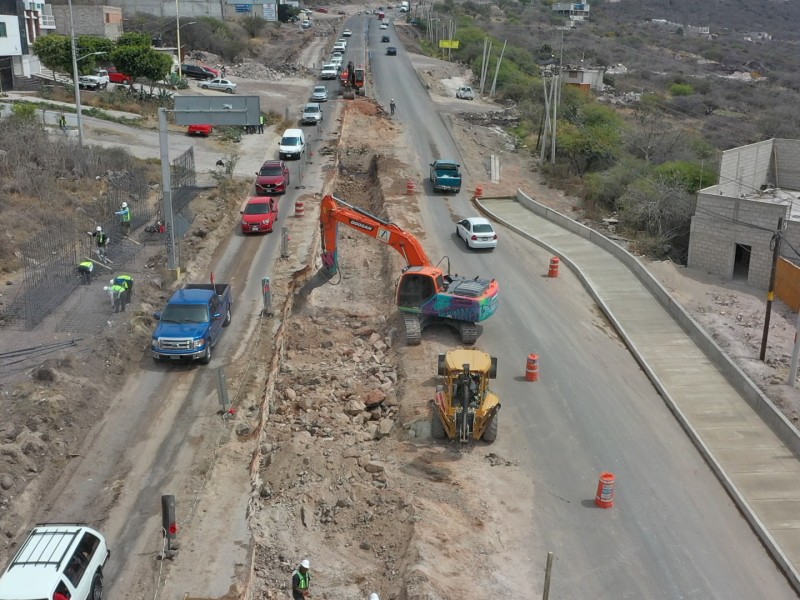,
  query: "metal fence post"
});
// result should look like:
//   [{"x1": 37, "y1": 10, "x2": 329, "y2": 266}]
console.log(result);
[
  {"x1": 261, "y1": 276, "x2": 272, "y2": 316},
  {"x1": 281, "y1": 227, "x2": 290, "y2": 260}
]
